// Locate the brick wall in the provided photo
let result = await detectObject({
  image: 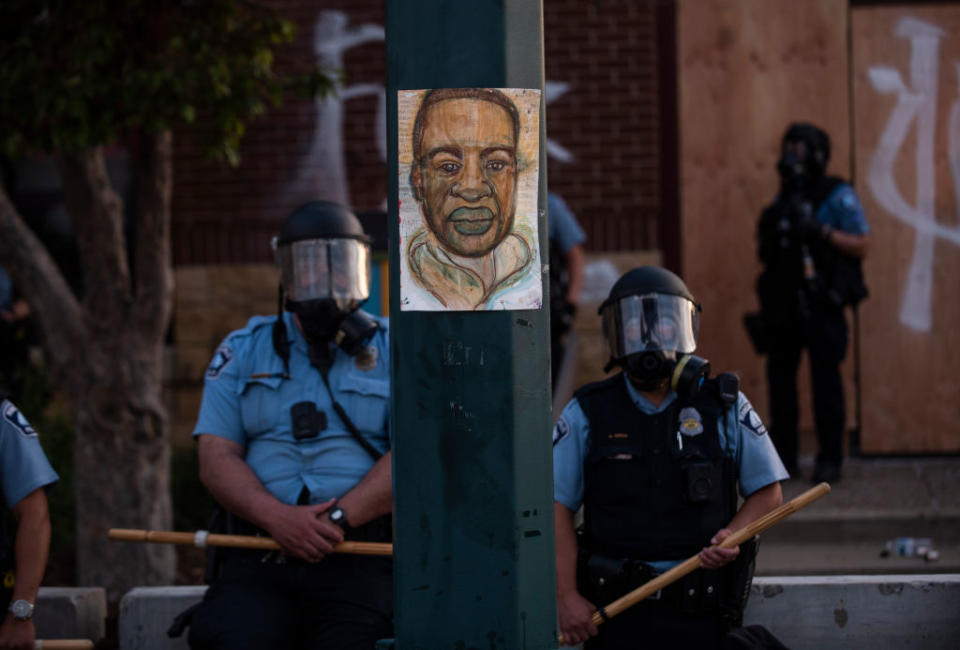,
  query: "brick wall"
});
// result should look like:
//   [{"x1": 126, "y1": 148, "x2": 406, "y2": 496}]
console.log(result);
[
  {"x1": 172, "y1": 0, "x2": 388, "y2": 265},
  {"x1": 544, "y1": 0, "x2": 665, "y2": 252},
  {"x1": 171, "y1": 0, "x2": 670, "y2": 263}
]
